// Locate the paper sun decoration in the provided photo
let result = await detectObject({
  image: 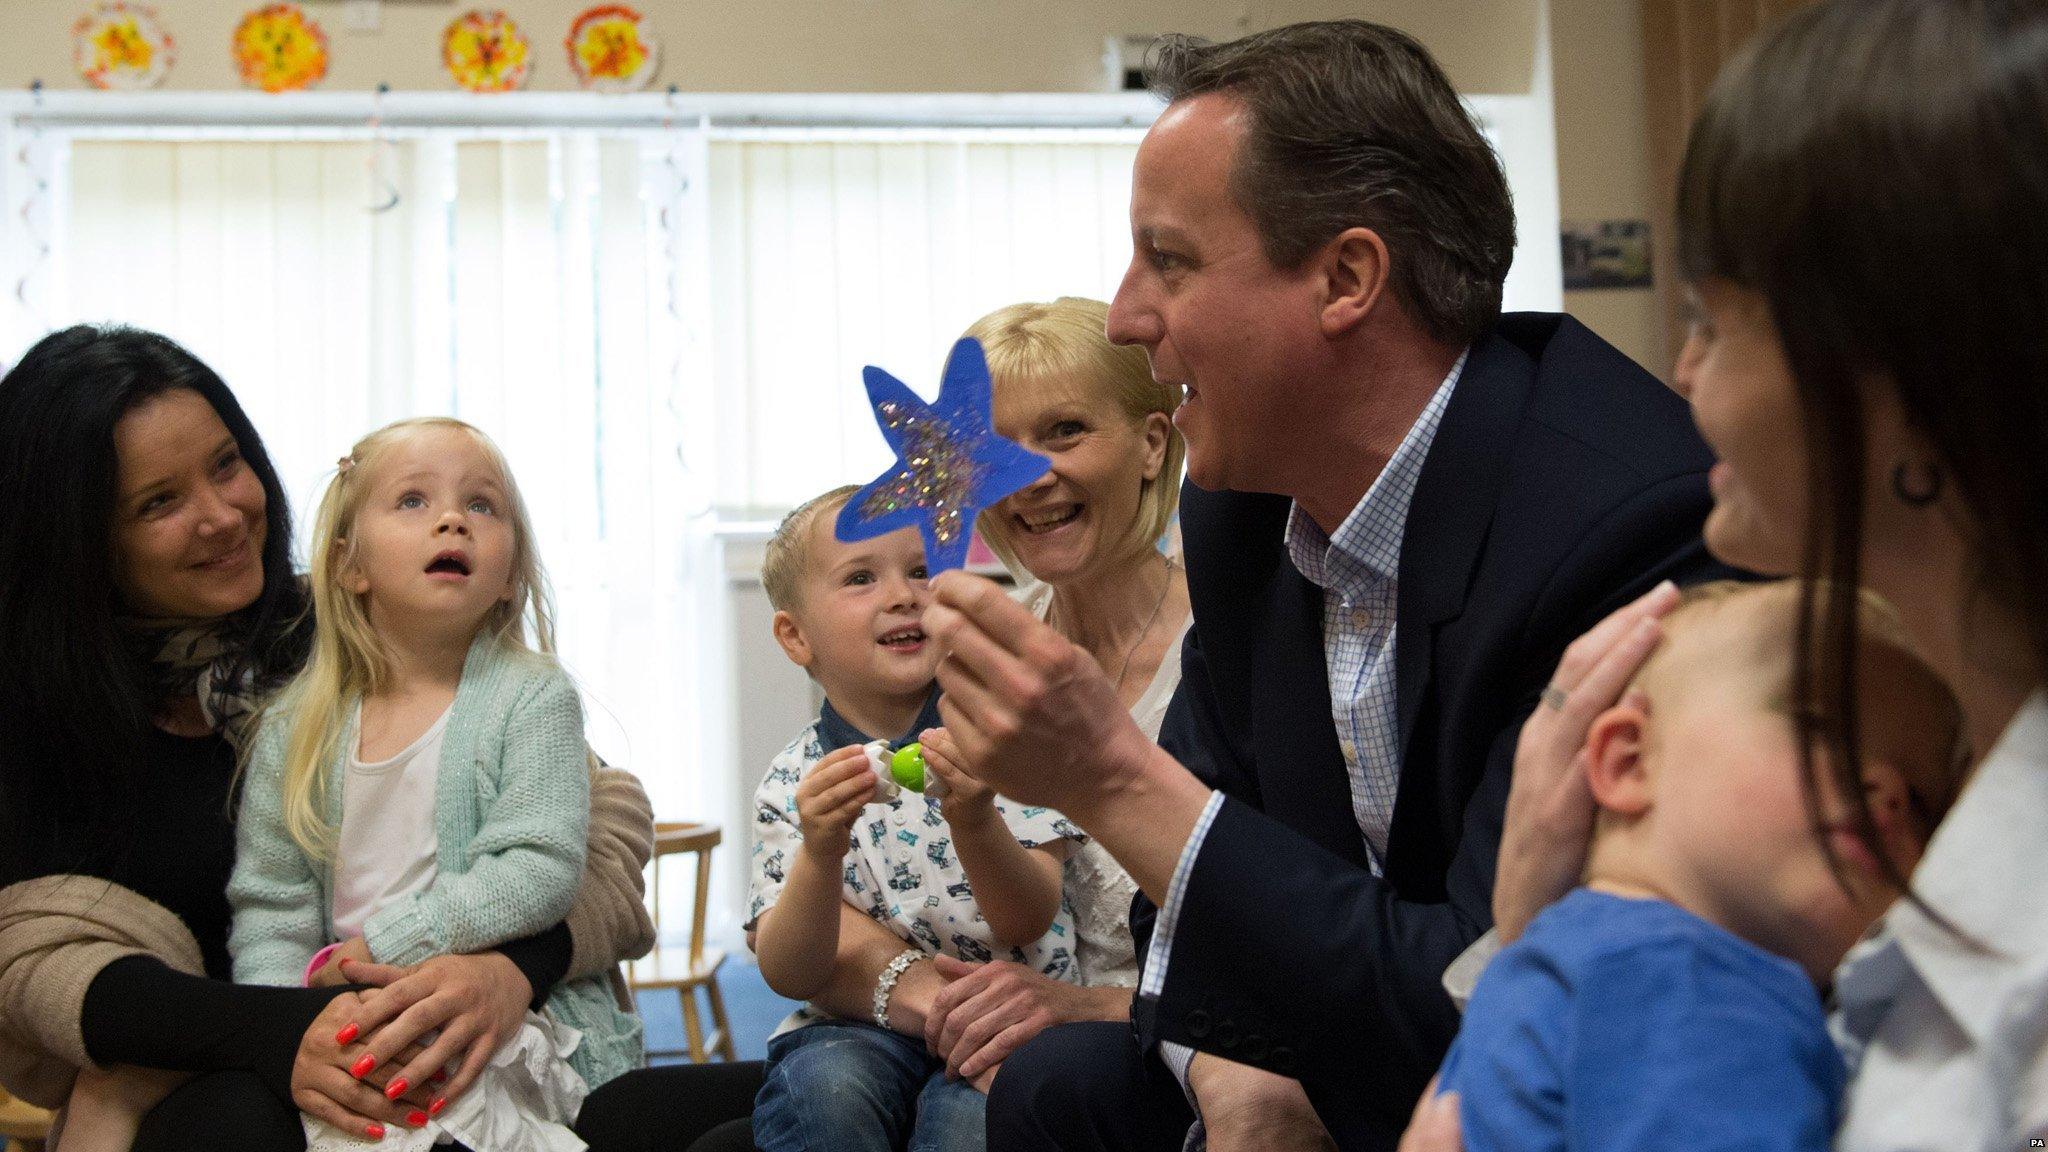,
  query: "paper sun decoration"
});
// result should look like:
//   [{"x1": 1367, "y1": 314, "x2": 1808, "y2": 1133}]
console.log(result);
[
  {"x1": 836, "y1": 339, "x2": 1051, "y2": 574},
  {"x1": 444, "y1": 10, "x2": 532, "y2": 93},
  {"x1": 567, "y1": 5, "x2": 659, "y2": 93},
  {"x1": 232, "y1": 4, "x2": 327, "y2": 93},
  {"x1": 74, "y1": 2, "x2": 174, "y2": 90}
]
